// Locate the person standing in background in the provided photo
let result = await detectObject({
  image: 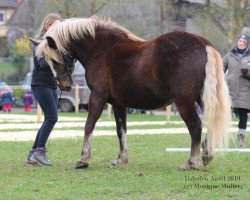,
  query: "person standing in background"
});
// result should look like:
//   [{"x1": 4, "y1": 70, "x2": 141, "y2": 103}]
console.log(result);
[
  {"x1": 223, "y1": 34, "x2": 250, "y2": 147},
  {"x1": 23, "y1": 90, "x2": 33, "y2": 112},
  {"x1": 1, "y1": 87, "x2": 12, "y2": 112}
]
